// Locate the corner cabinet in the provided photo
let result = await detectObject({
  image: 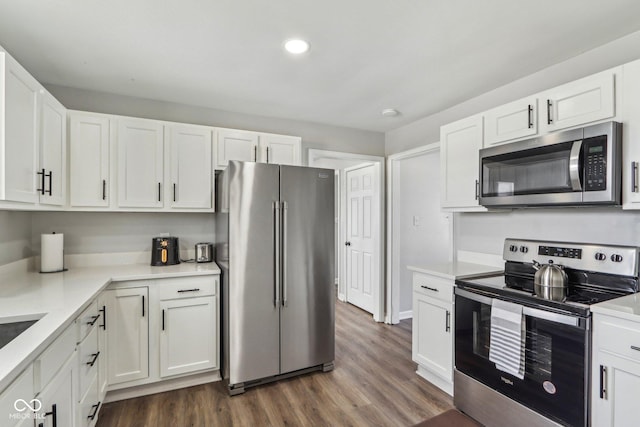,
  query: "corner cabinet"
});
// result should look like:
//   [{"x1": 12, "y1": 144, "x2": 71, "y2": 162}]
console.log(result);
[
  {"x1": 591, "y1": 312, "x2": 640, "y2": 427},
  {"x1": 410, "y1": 270, "x2": 453, "y2": 395},
  {"x1": 440, "y1": 114, "x2": 486, "y2": 211}
]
